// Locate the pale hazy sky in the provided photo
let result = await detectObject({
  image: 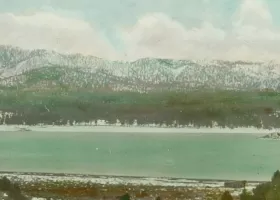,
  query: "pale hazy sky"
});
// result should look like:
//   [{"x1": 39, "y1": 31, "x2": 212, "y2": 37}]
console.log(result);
[{"x1": 0, "y1": 0, "x2": 280, "y2": 61}]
